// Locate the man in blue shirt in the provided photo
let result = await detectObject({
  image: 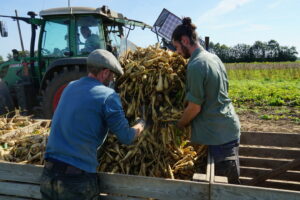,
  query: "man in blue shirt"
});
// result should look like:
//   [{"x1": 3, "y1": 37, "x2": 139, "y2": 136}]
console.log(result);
[
  {"x1": 40, "y1": 49, "x2": 145, "y2": 199},
  {"x1": 172, "y1": 17, "x2": 241, "y2": 184}
]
